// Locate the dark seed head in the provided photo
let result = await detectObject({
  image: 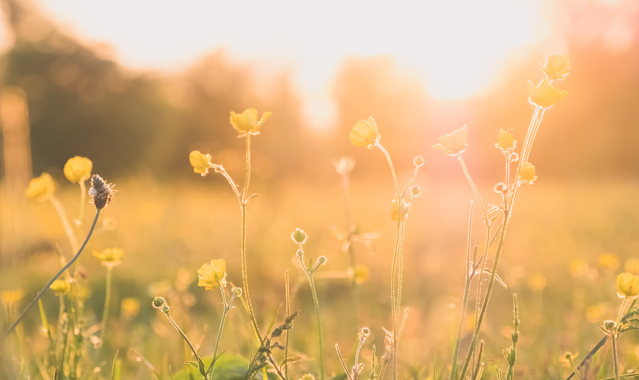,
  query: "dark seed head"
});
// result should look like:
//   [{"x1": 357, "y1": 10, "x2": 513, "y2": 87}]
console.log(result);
[{"x1": 89, "y1": 174, "x2": 115, "y2": 209}]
